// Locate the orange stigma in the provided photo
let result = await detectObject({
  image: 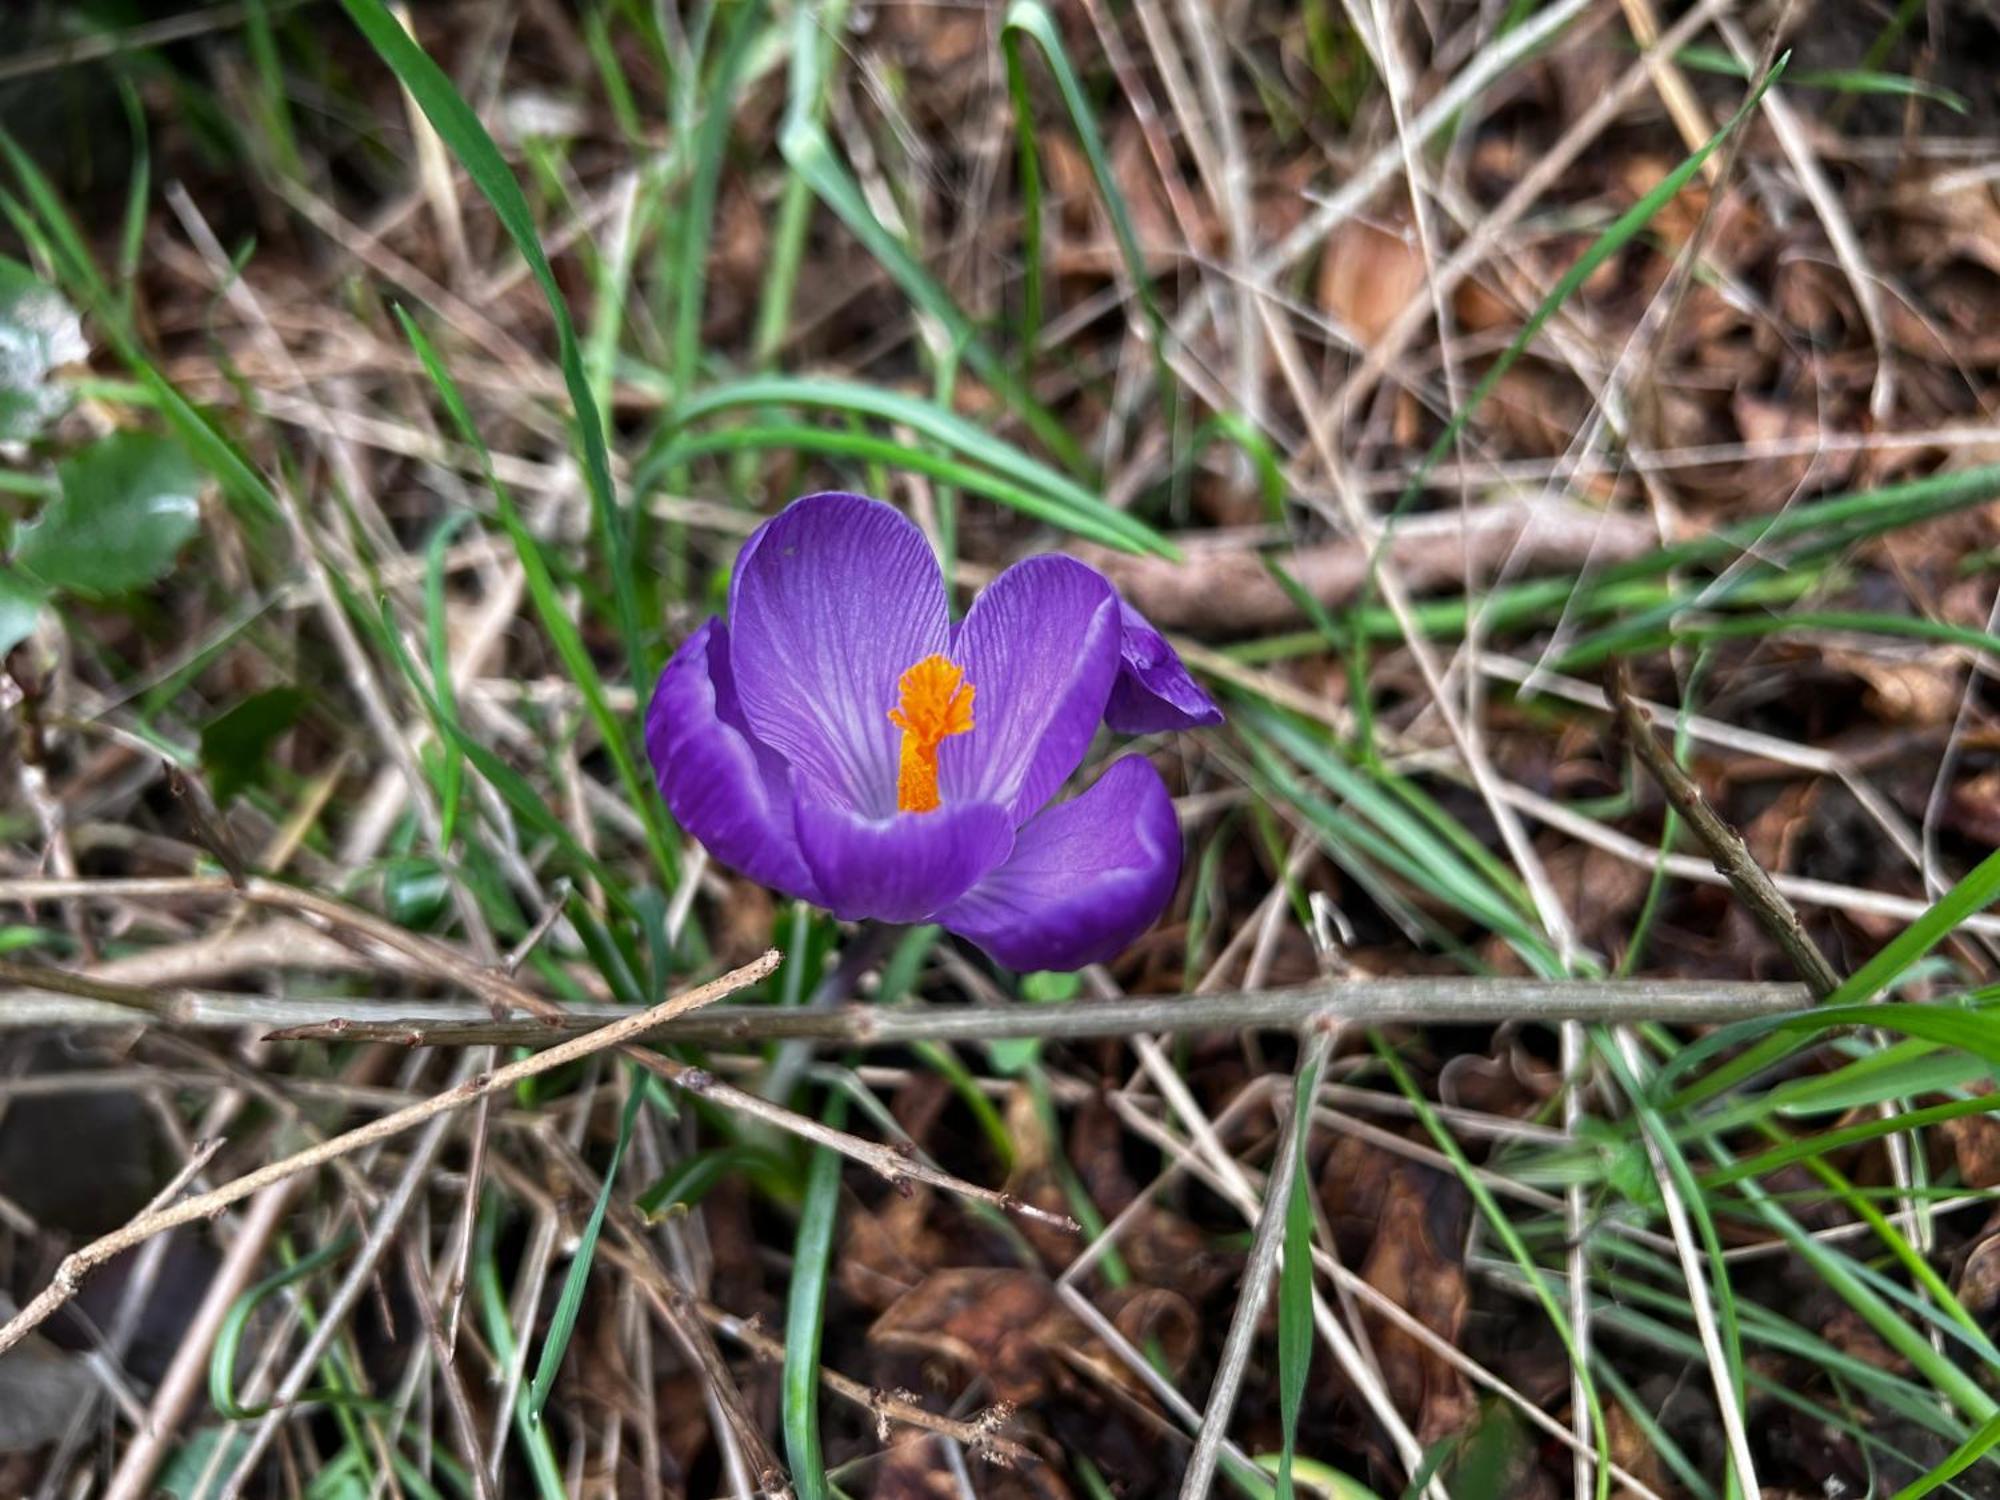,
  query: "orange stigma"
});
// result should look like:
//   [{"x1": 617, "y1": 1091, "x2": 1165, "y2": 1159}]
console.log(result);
[{"x1": 887, "y1": 654, "x2": 975, "y2": 813}]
